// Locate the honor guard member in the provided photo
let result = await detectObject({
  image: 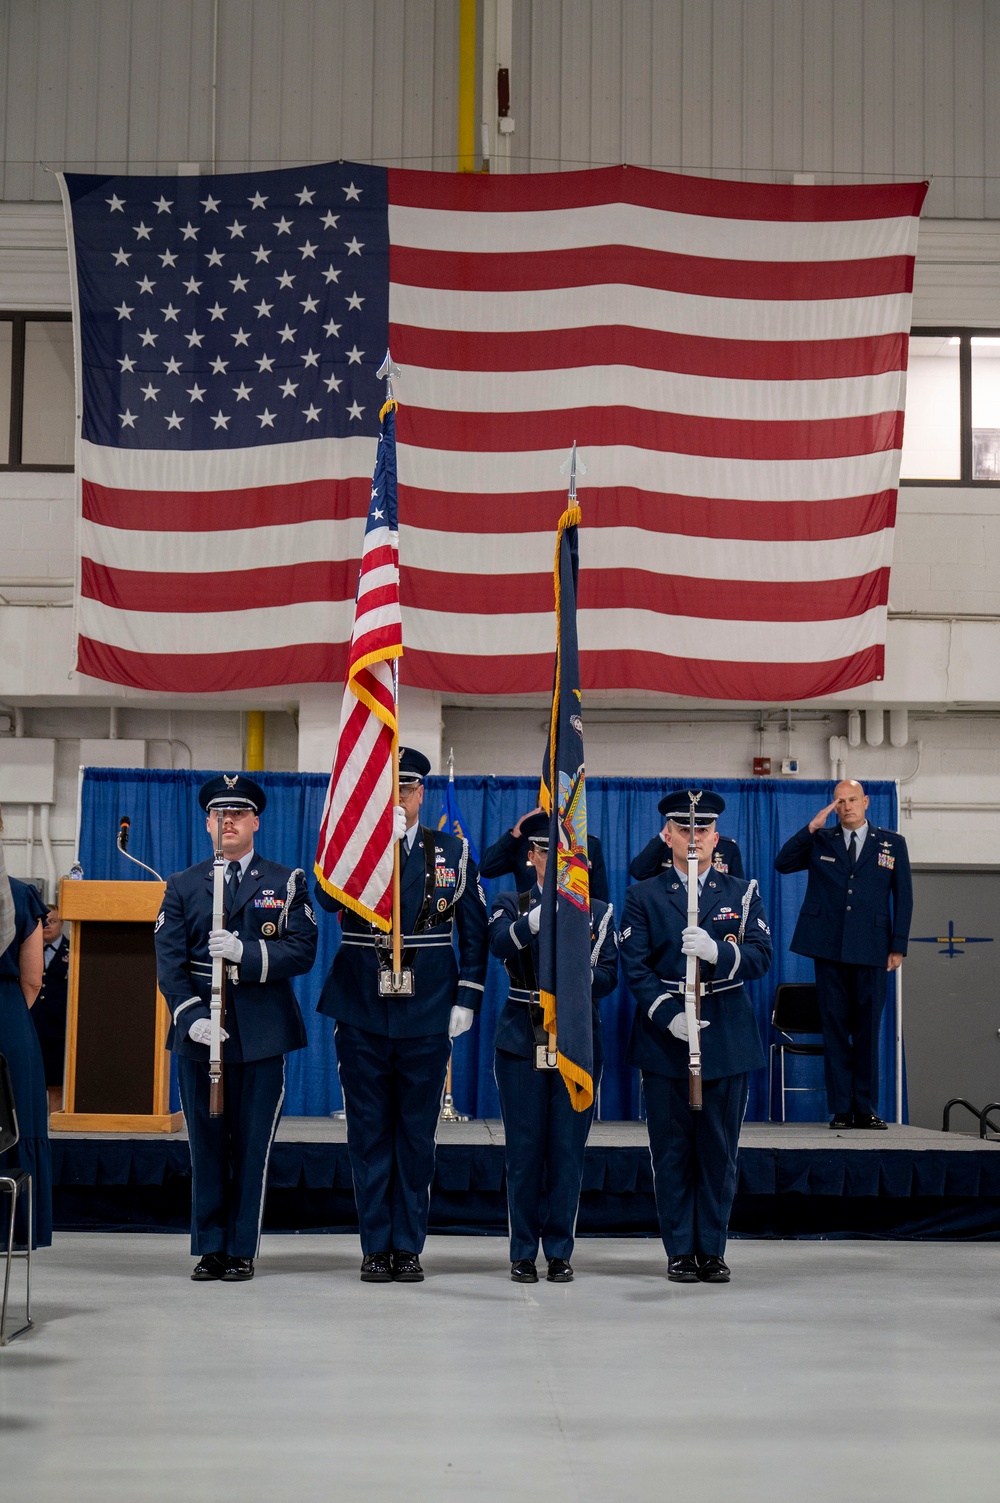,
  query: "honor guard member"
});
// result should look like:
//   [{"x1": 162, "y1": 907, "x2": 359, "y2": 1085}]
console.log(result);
[
  {"x1": 31, "y1": 906, "x2": 71, "y2": 1114},
  {"x1": 774, "y1": 780, "x2": 912, "y2": 1130},
  {"x1": 488, "y1": 812, "x2": 618, "y2": 1284},
  {"x1": 481, "y1": 806, "x2": 609, "y2": 903},
  {"x1": 315, "y1": 747, "x2": 488, "y2": 1283},
  {"x1": 620, "y1": 790, "x2": 771, "y2": 1284},
  {"x1": 155, "y1": 775, "x2": 317, "y2": 1282},
  {"x1": 630, "y1": 793, "x2": 744, "y2": 883}
]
